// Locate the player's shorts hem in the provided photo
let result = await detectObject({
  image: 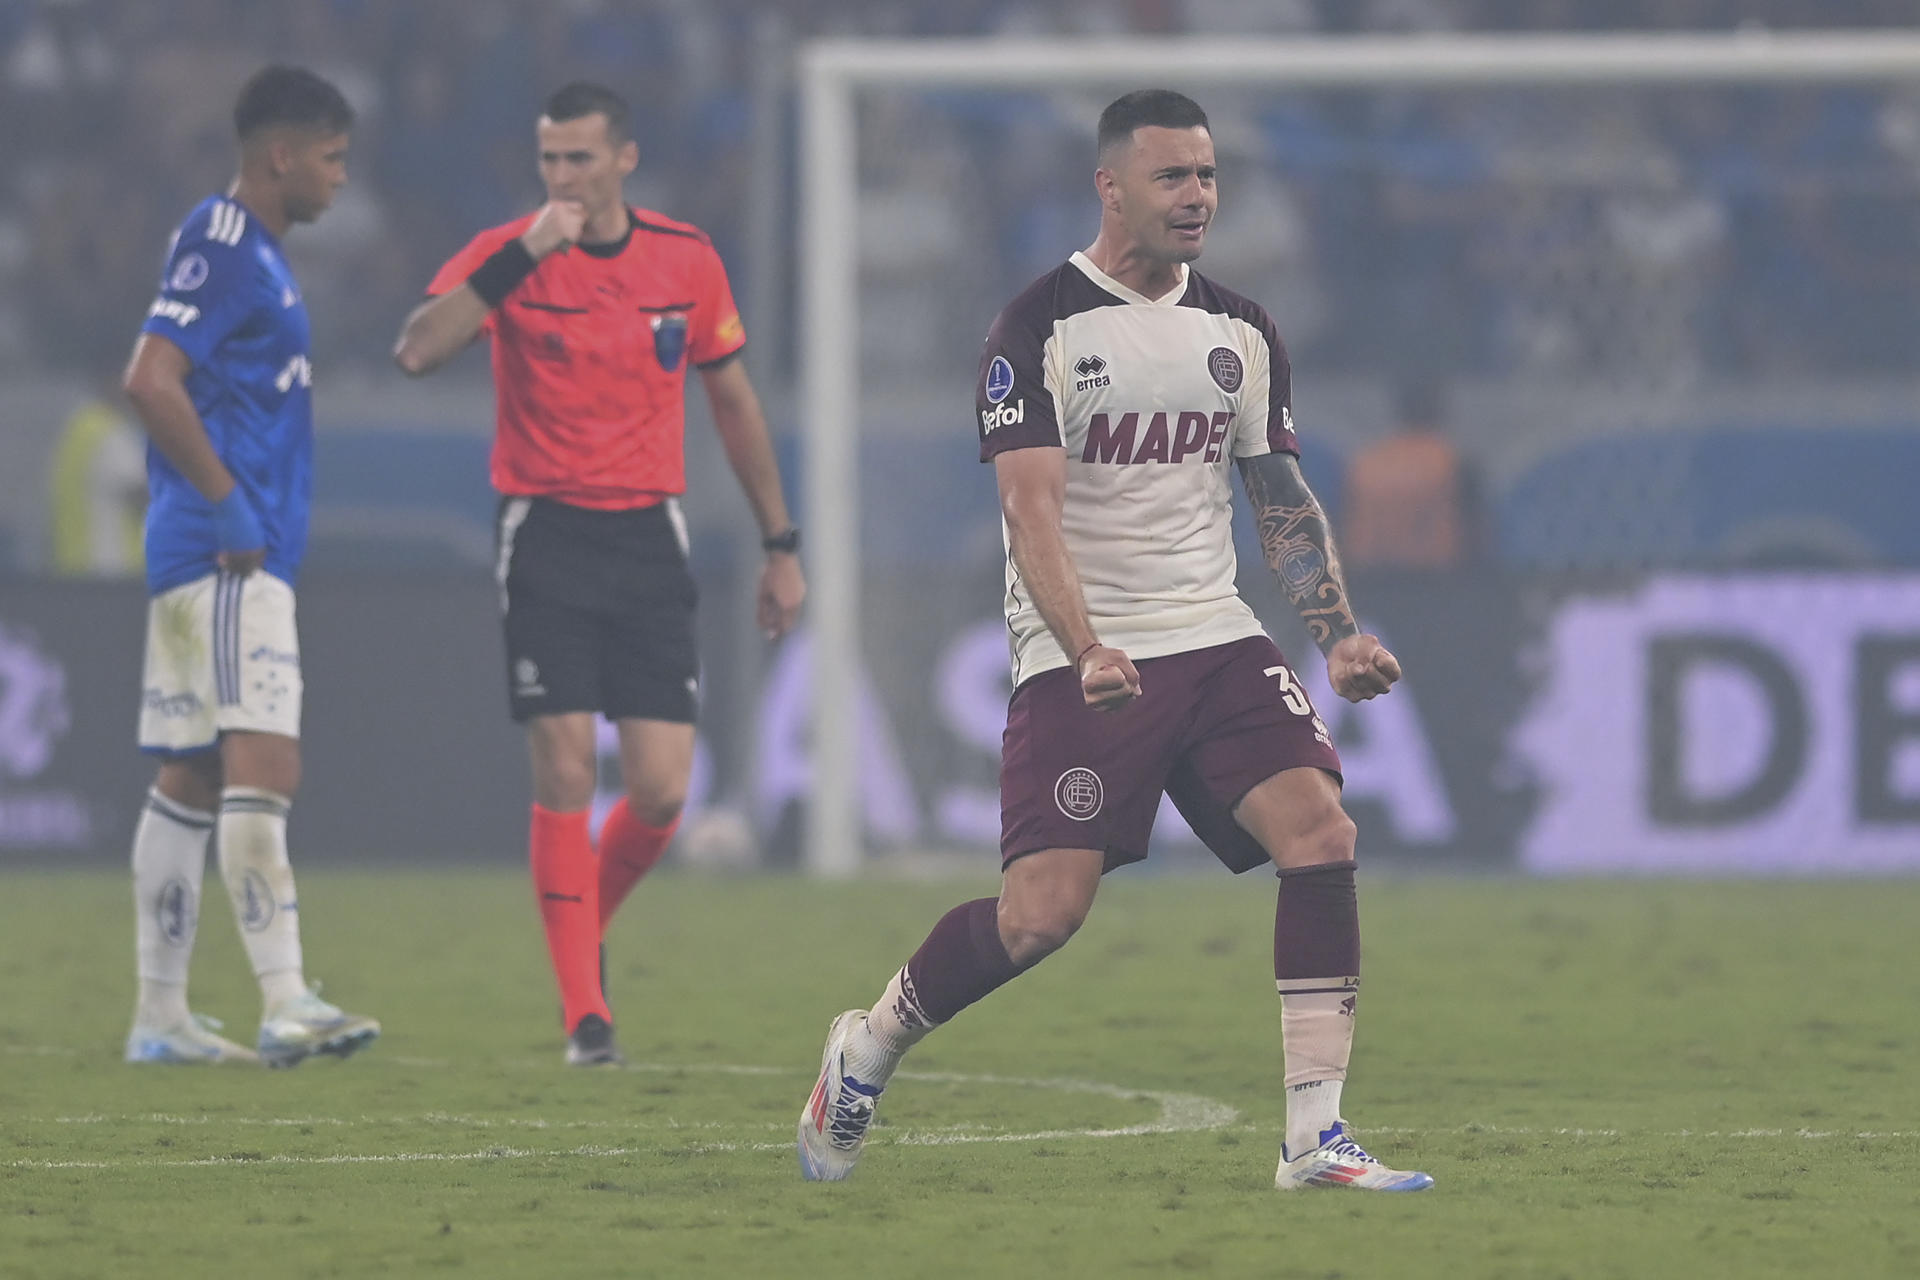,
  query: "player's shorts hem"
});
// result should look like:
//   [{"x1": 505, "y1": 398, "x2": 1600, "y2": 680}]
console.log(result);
[
  {"x1": 509, "y1": 700, "x2": 697, "y2": 726},
  {"x1": 1216, "y1": 763, "x2": 1345, "y2": 816},
  {"x1": 139, "y1": 740, "x2": 220, "y2": 759},
  {"x1": 998, "y1": 841, "x2": 1145, "y2": 874}
]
